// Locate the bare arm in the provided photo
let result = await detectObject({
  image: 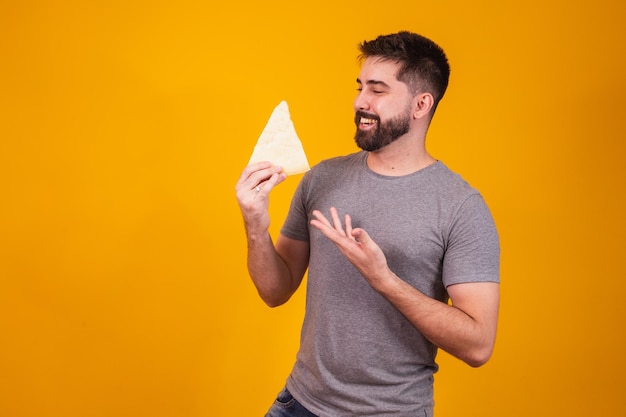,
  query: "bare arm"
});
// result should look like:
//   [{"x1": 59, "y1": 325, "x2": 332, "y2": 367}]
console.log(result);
[
  {"x1": 310, "y1": 207, "x2": 499, "y2": 367},
  {"x1": 236, "y1": 162, "x2": 310, "y2": 307},
  {"x1": 375, "y1": 277, "x2": 499, "y2": 367}
]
